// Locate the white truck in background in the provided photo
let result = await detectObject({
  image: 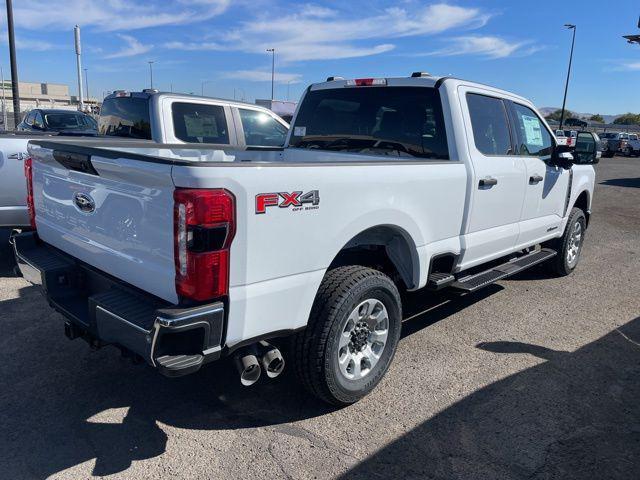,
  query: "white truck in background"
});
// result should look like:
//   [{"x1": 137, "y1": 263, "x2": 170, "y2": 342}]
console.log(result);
[
  {"x1": 0, "y1": 90, "x2": 288, "y2": 228},
  {"x1": 13, "y1": 74, "x2": 599, "y2": 405}
]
